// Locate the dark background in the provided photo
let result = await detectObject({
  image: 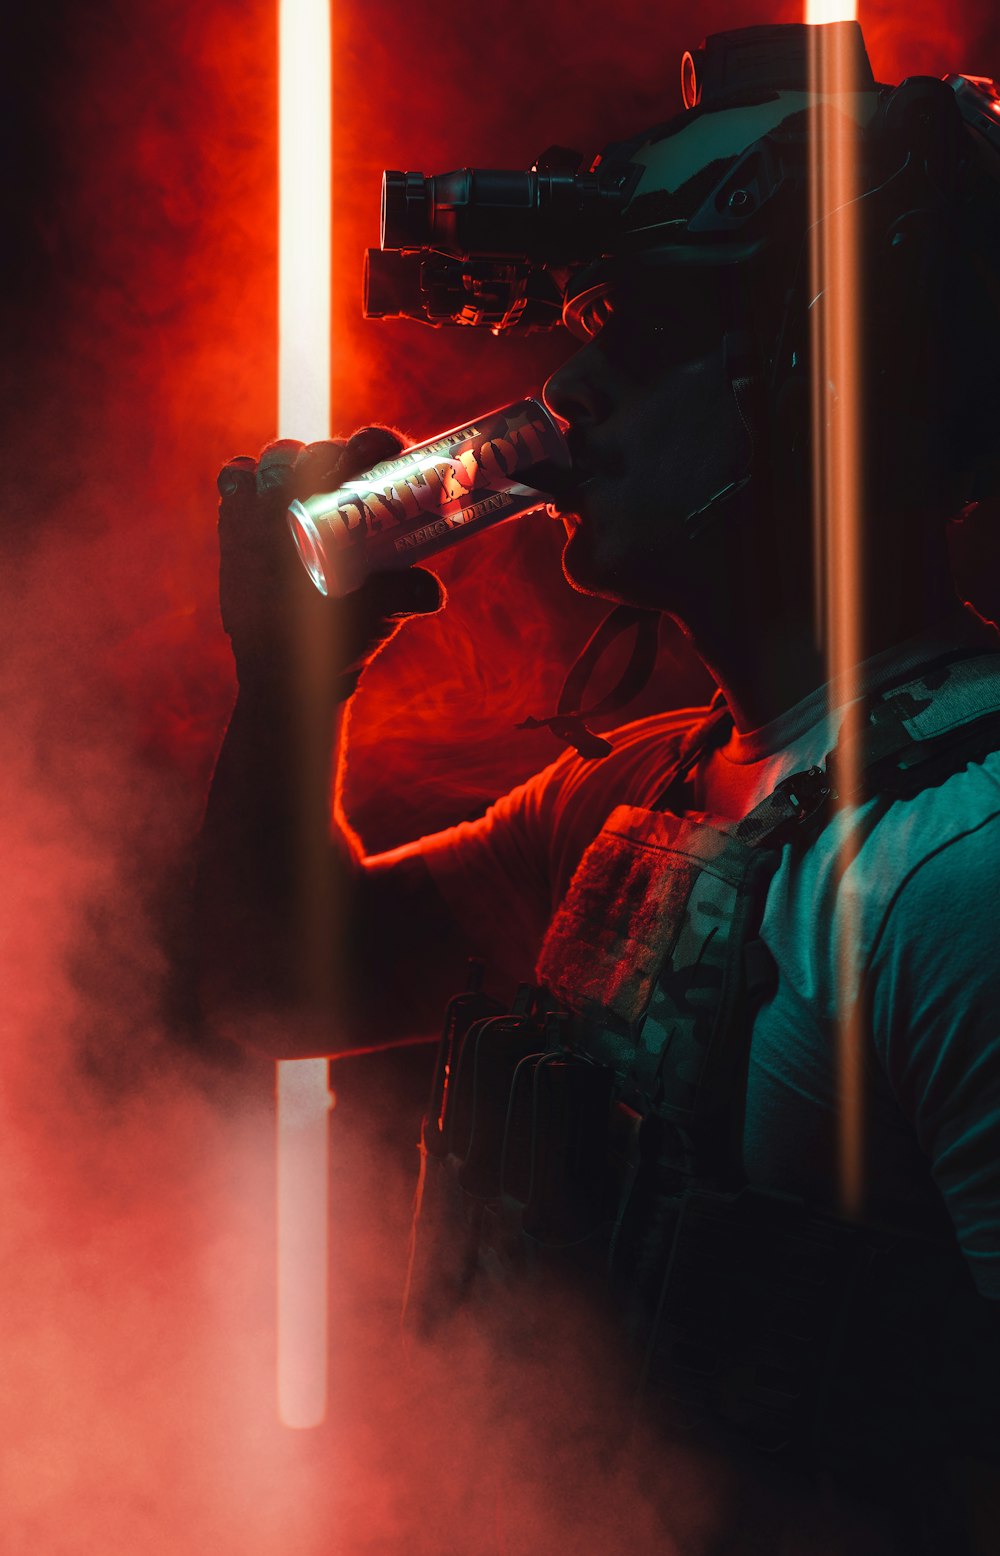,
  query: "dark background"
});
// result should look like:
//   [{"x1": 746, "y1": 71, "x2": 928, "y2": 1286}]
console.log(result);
[{"x1": 1, "y1": 4, "x2": 999, "y2": 1552}]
